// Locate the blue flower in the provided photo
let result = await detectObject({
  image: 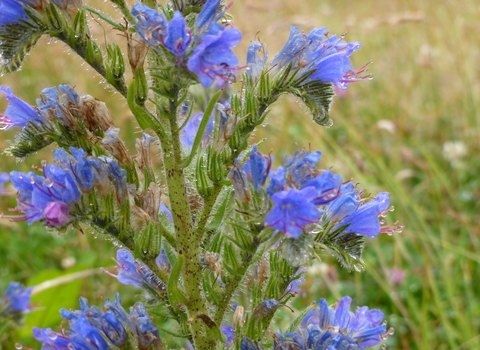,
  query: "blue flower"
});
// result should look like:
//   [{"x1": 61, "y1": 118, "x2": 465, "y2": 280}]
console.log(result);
[
  {"x1": 160, "y1": 202, "x2": 173, "y2": 223},
  {"x1": 164, "y1": 11, "x2": 192, "y2": 55},
  {"x1": 274, "y1": 296, "x2": 390, "y2": 350},
  {"x1": 36, "y1": 85, "x2": 79, "y2": 124},
  {"x1": 3, "y1": 147, "x2": 112, "y2": 226},
  {"x1": 0, "y1": 172, "x2": 10, "y2": 194},
  {"x1": 283, "y1": 151, "x2": 322, "y2": 187},
  {"x1": 0, "y1": 86, "x2": 44, "y2": 129},
  {"x1": 61, "y1": 296, "x2": 128, "y2": 347},
  {"x1": 265, "y1": 187, "x2": 321, "y2": 238},
  {"x1": 271, "y1": 26, "x2": 309, "y2": 71},
  {"x1": 221, "y1": 324, "x2": 235, "y2": 347},
  {"x1": 99, "y1": 155, "x2": 128, "y2": 201},
  {"x1": 195, "y1": 0, "x2": 221, "y2": 31},
  {"x1": 7, "y1": 164, "x2": 81, "y2": 225},
  {"x1": 2, "y1": 282, "x2": 33, "y2": 312},
  {"x1": 131, "y1": 2, "x2": 168, "y2": 49},
  {"x1": 265, "y1": 166, "x2": 288, "y2": 197},
  {"x1": 129, "y1": 302, "x2": 162, "y2": 350},
  {"x1": 272, "y1": 26, "x2": 367, "y2": 89},
  {"x1": 187, "y1": 23, "x2": 242, "y2": 87},
  {"x1": 33, "y1": 314, "x2": 109, "y2": 350},
  {"x1": 0, "y1": 0, "x2": 29, "y2": 27},
  {"x1": 301, "y1": 169, "x2": 343, "y2": 206},
  {"x1": 156, "y1": 248, "x2": 171, "y2": 272},
  {"x1": 324, "y1": 182, "x2": 359, "y2": 222},
  {"x1": 241, "y1": 337, "x2": 260, "y2": 350},
  {"x1": 246, "y1": 145, "x2": 272, "y2": 193},
  {"x1": 228, "y1": 158, "x2": 251, "y2": 203},
  {"x1": 112, "y1": 249, "x2": 166, "y2": 293},
  {"x1": 180, "y1": 112, "x2": 214, "y2": 149},
  {"x1": 246, "y1": 40, "x2": 267, "y2": 78},
  {"x1": 338, "y1": 192, "x2": 391, "y2": 238},
  {"x1": 34, "y1": 294, "x2": 160, "y2": 350}
]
